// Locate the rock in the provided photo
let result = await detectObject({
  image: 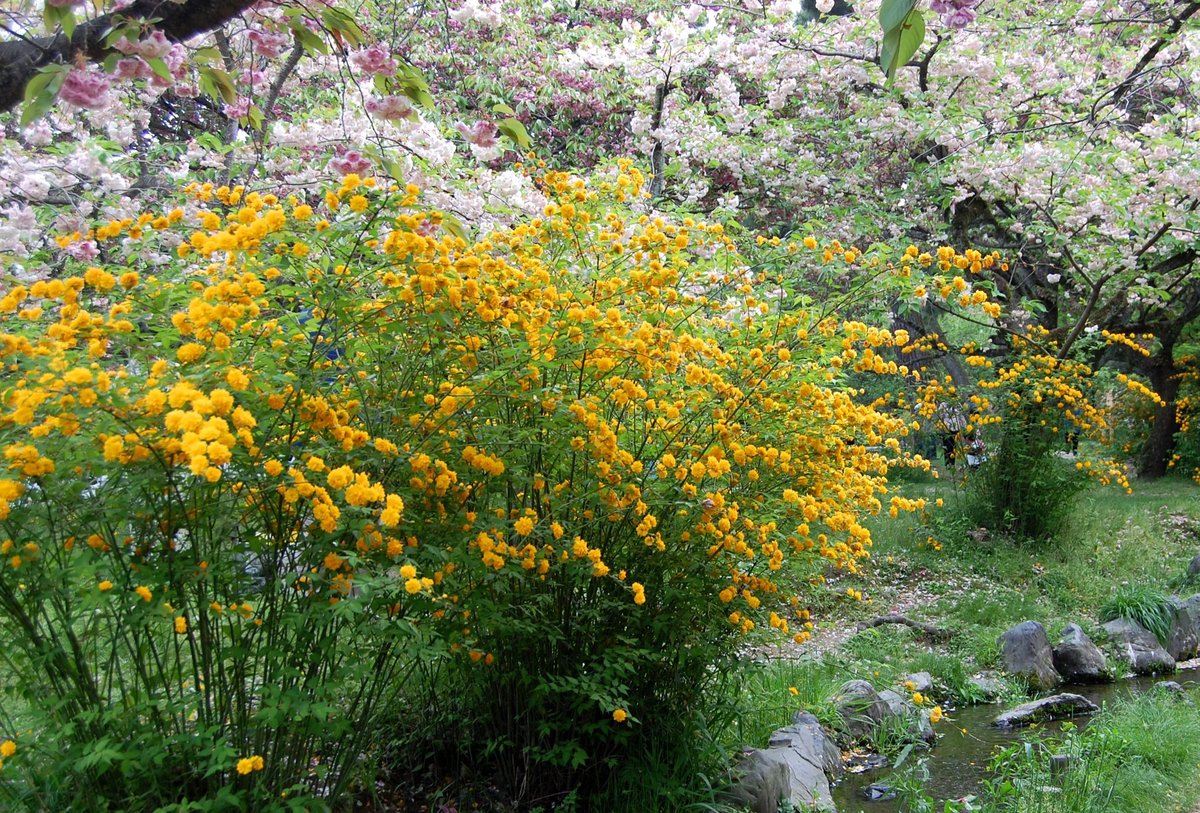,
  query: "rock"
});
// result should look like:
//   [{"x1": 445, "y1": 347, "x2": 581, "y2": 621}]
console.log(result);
[
  {"x1": 1049, "y1": 754, "x2": 1073, "y2": 777},
  {"x1": 725, "y1": 712, "x2": 840, "y2": 813},
  {"x1": 1167, "y1": 595, "x2": 1200, "y2": 660},
  {"x1": 967, "y1": 672, "x2": 1006, "y2": 701},
  {"x1": 1101, "y1": 617, "x2": 1176, "y2": 675},
  {"x1": 1051, "y1": 624, "x2": 1110, "y2": 683},
  {"x1": 863, "y1": 783, "x2": 897, "y2": 801},
  {"x1": 1154, "y1": 680, "x2": 1186, "y2": 697},
  {"x1": 993, "y1": 693, "x2": 1100, "y2": 728},
  {"x1": 1188, "y1": 554, "x2": 1200, "y2": 577},
  {"x1": 845, "y1": 752, "x2": 889, "y2": 773},
  {"x1": 901, "y1": 671, "x2": 935, "y2": 694},
  {"x1": 725, "y1": 750, "x2": 789, "y2": 813},
  {"x1": 833, "y1": 680, "x2": 892, "y2": 740},
  {"x1": 877, "y1": 690, "x2": 935, "y2": 744},
  {"x1": 773, "y1": 712, "x2": 844, "y2": 779},
  {"x1": 1000, "y1": 621, "x2": 1060, "y2": 691}
]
